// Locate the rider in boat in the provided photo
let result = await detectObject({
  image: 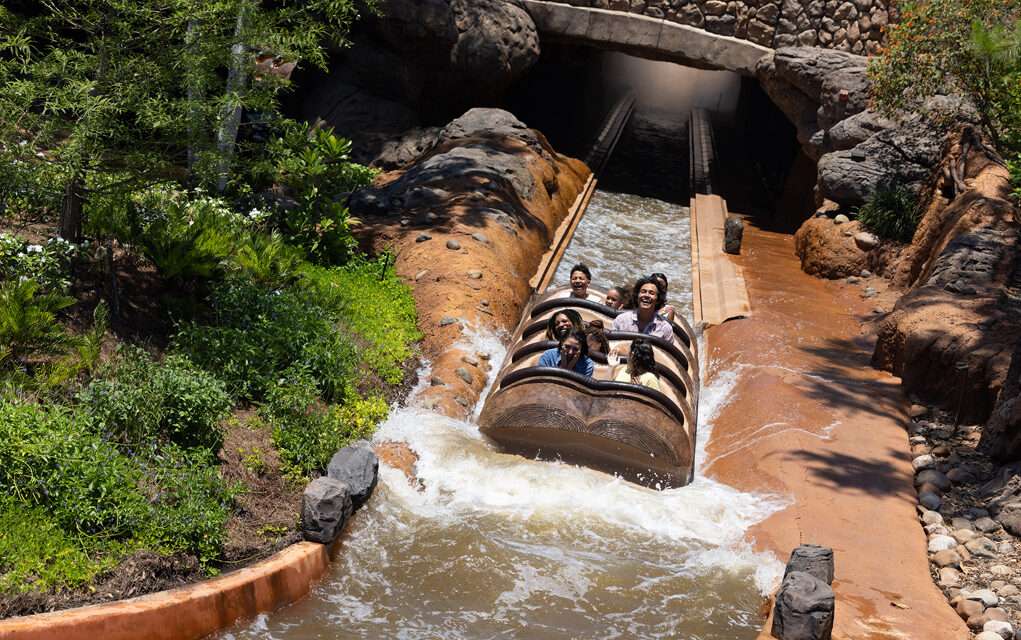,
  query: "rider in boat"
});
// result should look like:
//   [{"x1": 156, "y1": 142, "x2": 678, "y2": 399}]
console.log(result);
[
  {"x1": 610, "y1": 276, "x2": 674, "y2": 342},
  {"x1": 612, "y1": 338, "x2": 661, "y2": 391},
  {"x1": 650, "y1": 272, "x2": 676, "y2": 323},
  {"x1": 538, "y1": 330, "x2": 595, "y2": 377},
  {"x1": 604, "y1": 285, "x2": 627, "y2": 310},
  {"x1": 569, "y1": 263, "x2": 600, "y2": 302},
  {"x1": 584, "y1": 318, "x2": 610, "y2": 357},
  {"x1": 545, "y1": 309, "x2": 585, "y2": 341}
]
